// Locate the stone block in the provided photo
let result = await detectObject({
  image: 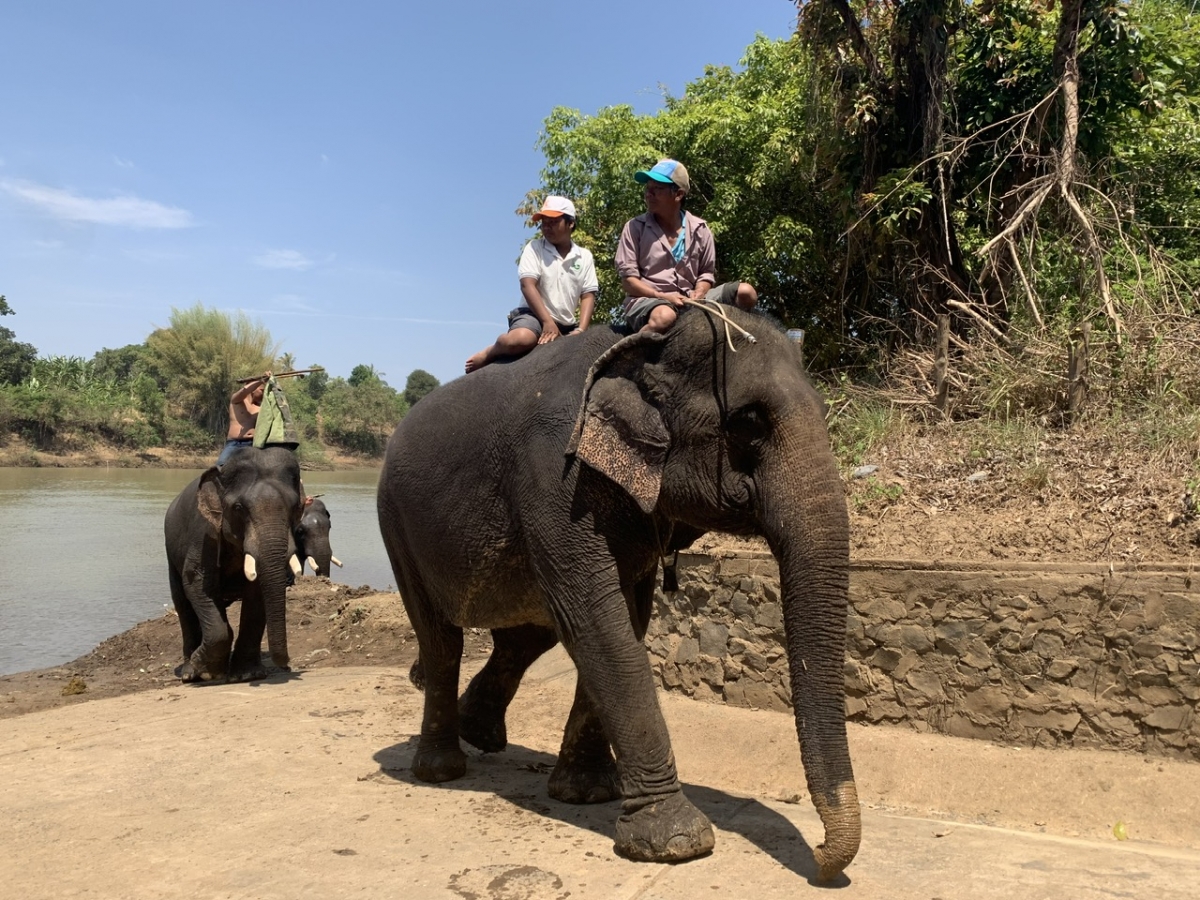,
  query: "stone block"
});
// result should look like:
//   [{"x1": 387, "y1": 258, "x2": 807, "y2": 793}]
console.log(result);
[
  {"x1": 1018, "y1": 709, "x2": 1082, "y2": 733},
  {"x1": 1032, "y1": 631, "x2": 1066, "y2": 659},
  {"x1": 1136, "y1": 685, "x2": 1180, "y2": 706},
  {"x1": 1144, "y1": 706, "x2": 1191, "y2": 732},
  {"x1": 898, "y1": 625, "x2": 934, "y2": 654},
  {"x1": 946, "y1": 713, "x2": 999, "y2": 741},
  {"x1": 1045, "y1": 658, "x2": 1078, "y2": 680},
  {"x1": 673, "y1": 636, "x2": 699, "y2": 666},
  {"x1": 906, "y1": 670, "x2": 944, "y2": 700},
  {"x1": 962, "y1": 686, "x2": 1011, "y2": 722},
  {"x1": 865, "y1": 700, "x2": 907, "y2": 723},
  {"x1": 891, "y1": 653, "x2": 921, "y2": 682},
  {"x1": 846, "y1": 696, "x2": 868, "y2": 718},
  {"x1": 755, "y1": 601, "x2": 783, "y2": 631},
  {"x1": 870, "y1": 648, "x2": 903, "y2": 673},
  {"x1": 698, "y1": 621, "x2": 730, "y2": 656}
]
